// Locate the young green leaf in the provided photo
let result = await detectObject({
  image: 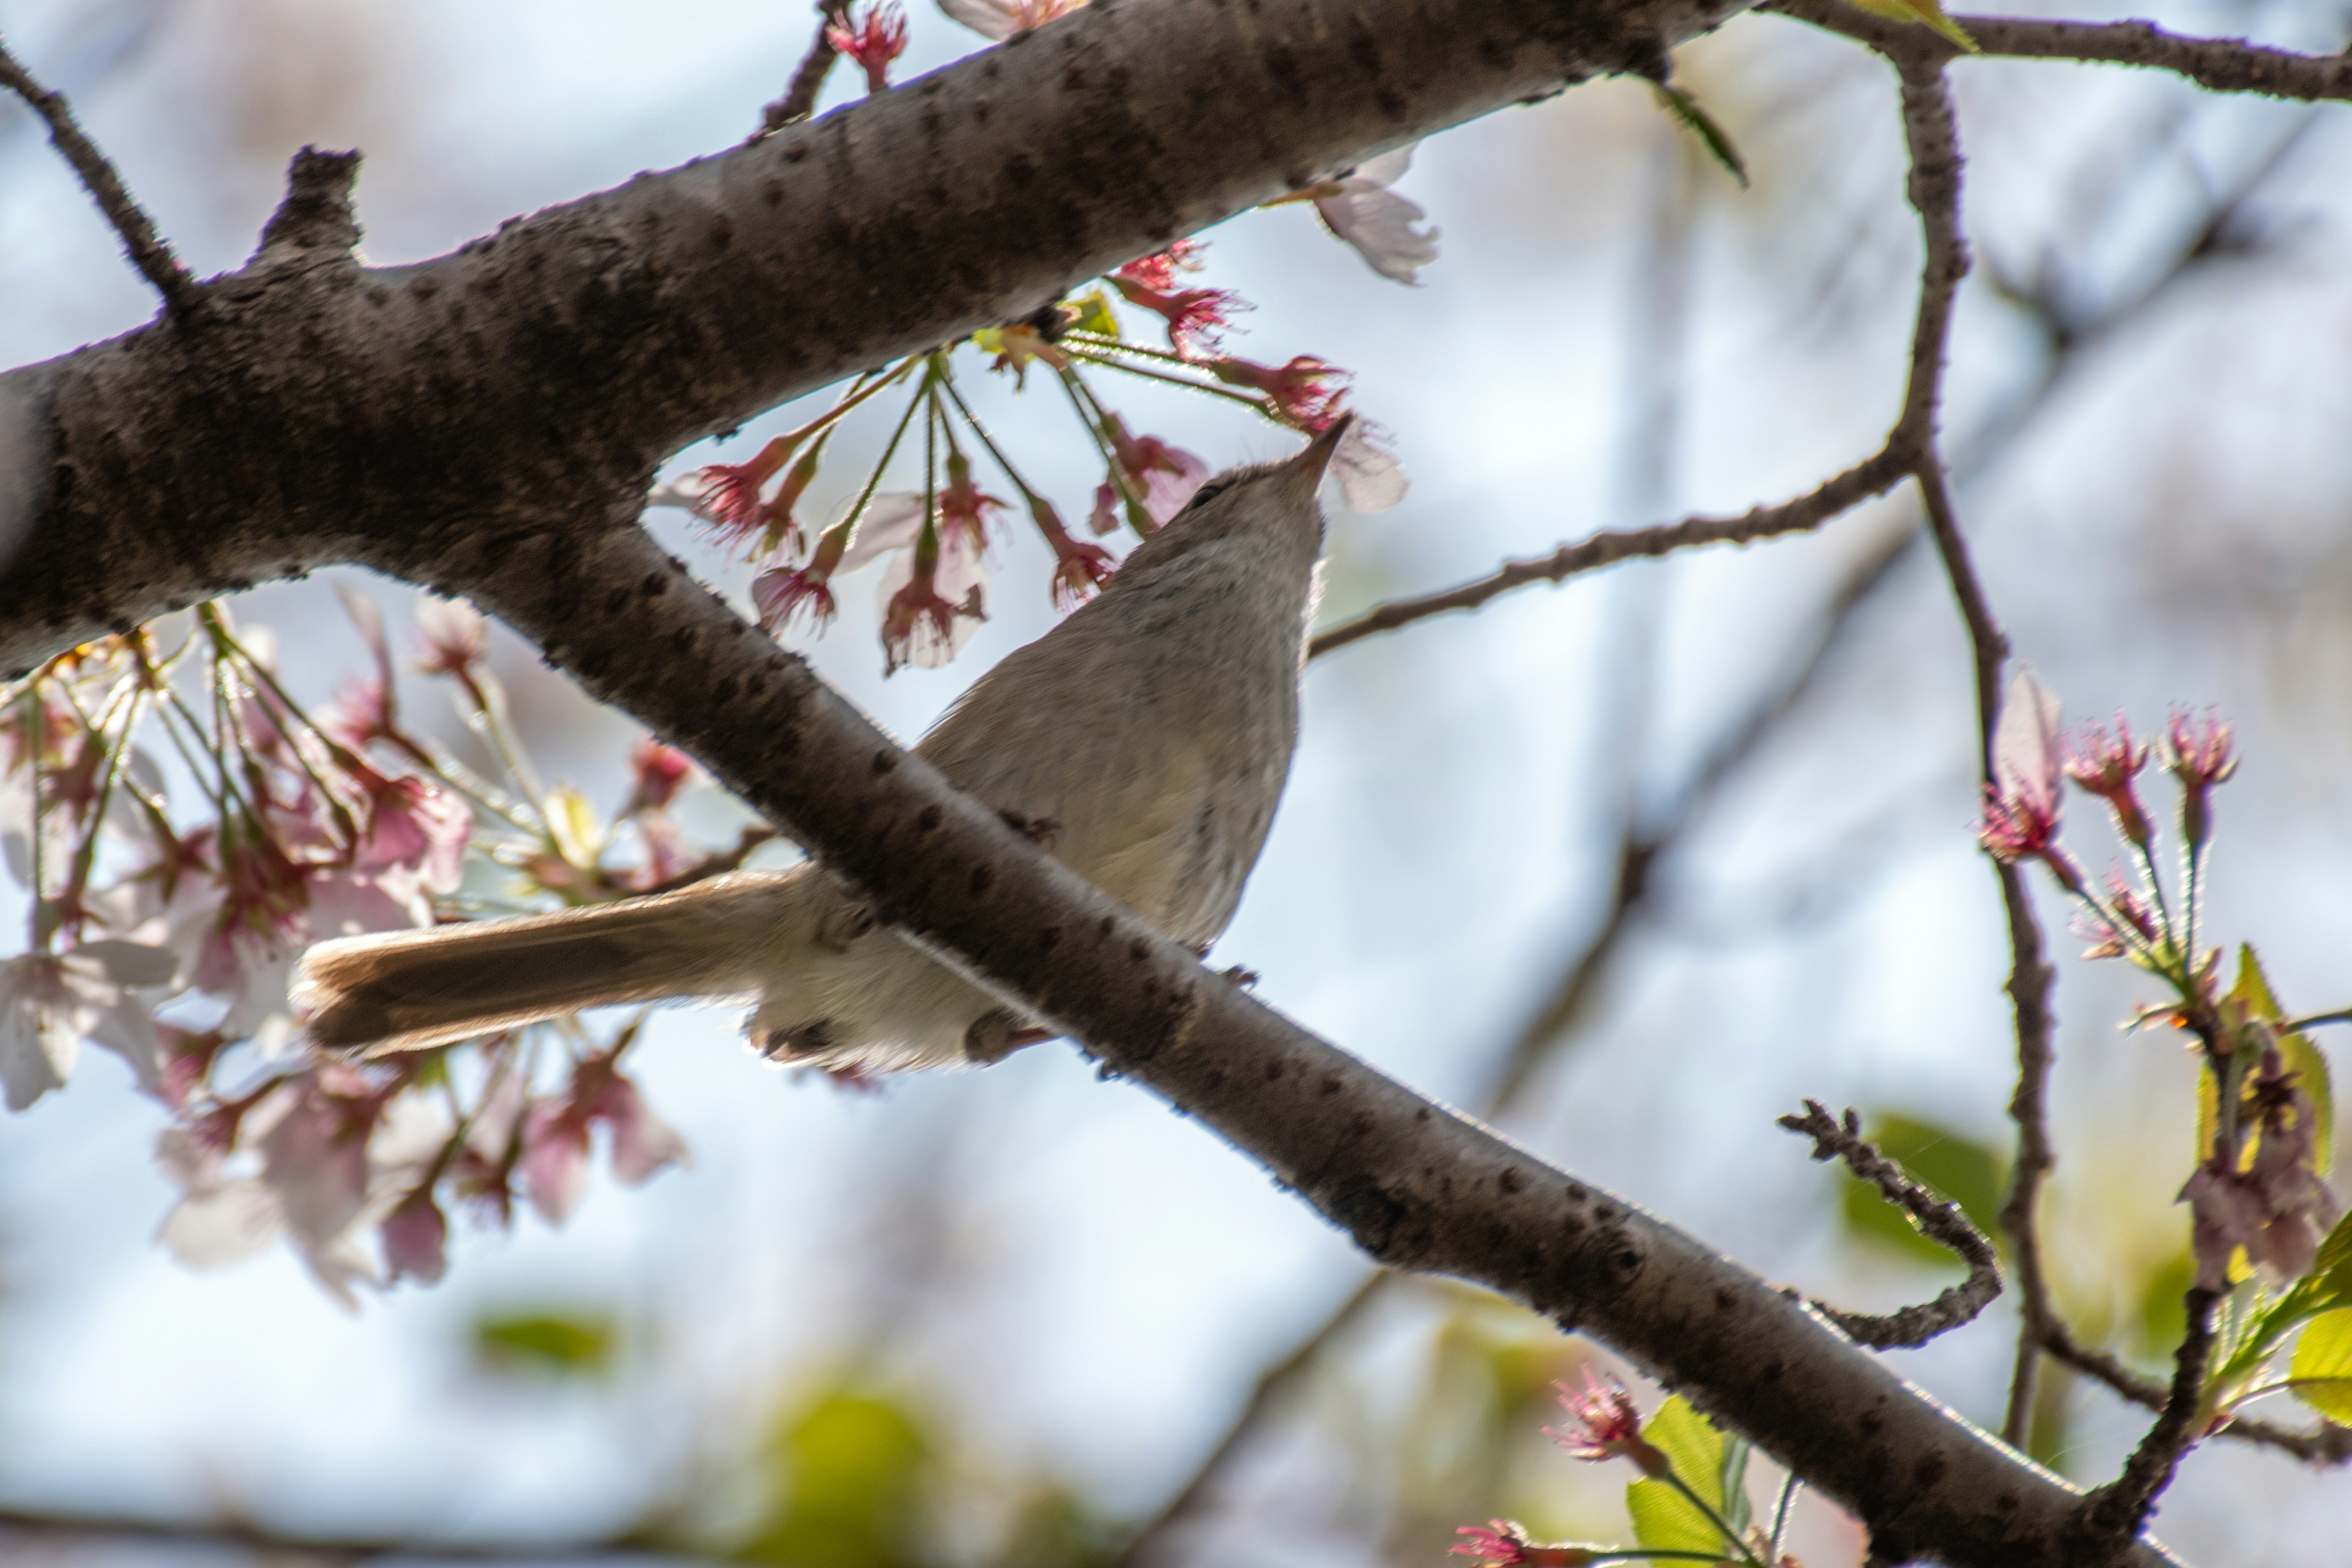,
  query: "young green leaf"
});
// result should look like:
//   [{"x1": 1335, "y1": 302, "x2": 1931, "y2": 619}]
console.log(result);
[
  {"x1": 1844, "y1": 0, "x2": 1978, "y2": 50},
  {"x1": 1644, "y1": 1396, "x2": 1727, "y2": 1511},
  {"x1": 2233, "y1": 946, "x2": 2334, "y2": 1174},
  {"x1": 2287, "y1": 1308, "x2": 2352, "y2": 1423},
  {"x1": 1627, "y1": 1396, "x2": 1739, "y2": 1558},
  {"x1": 1650, "y1": 84, "x2": 1749, "y2": 190},
  {"x1": 1627, "y1": 1478, "x2": 1732, "y2": 1556}
]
